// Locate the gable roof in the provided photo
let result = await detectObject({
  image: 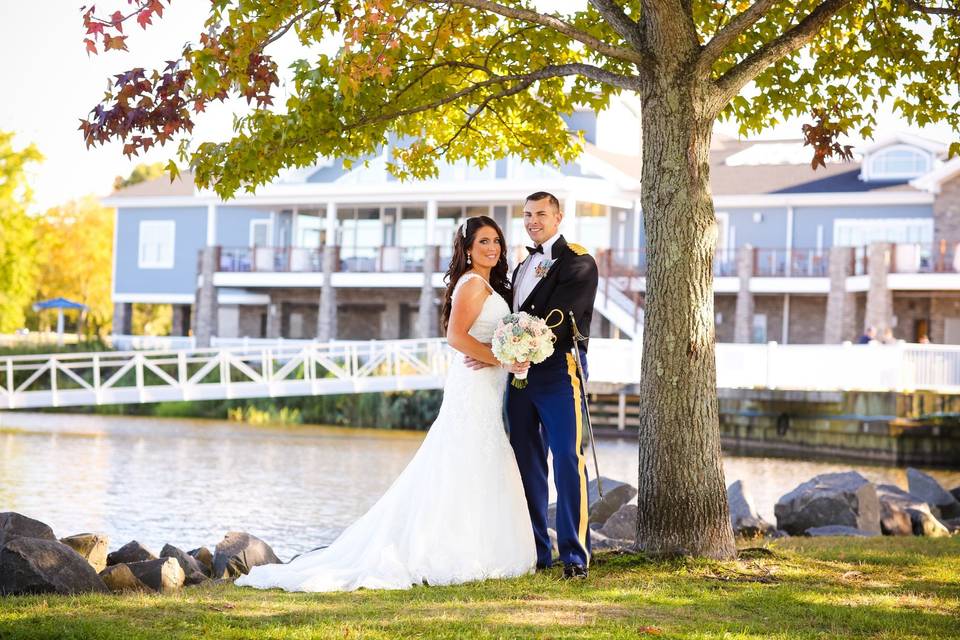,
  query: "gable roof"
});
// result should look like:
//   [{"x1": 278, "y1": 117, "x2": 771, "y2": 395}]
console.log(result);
[{"x1": 111, "y1": 172, "x2": 196, "y2": 197}]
